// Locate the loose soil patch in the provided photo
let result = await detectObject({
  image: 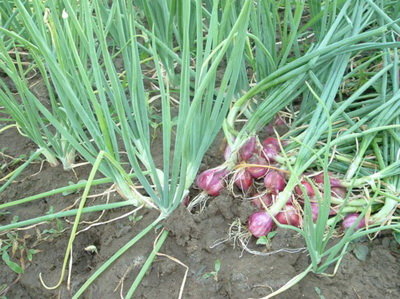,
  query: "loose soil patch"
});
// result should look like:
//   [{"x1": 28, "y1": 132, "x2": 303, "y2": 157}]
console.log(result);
[{"x1": 1, "y1": 127, "x2": 399, "y2": 299}]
